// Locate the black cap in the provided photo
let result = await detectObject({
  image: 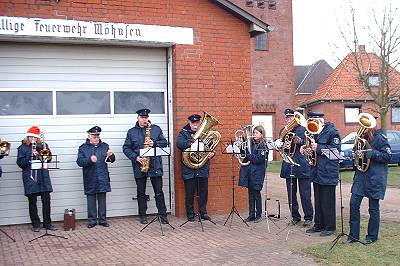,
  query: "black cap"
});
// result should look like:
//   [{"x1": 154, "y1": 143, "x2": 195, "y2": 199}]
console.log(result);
[
  {"x1": 188, "y1": 114, "x2": 201, "y2": 123},
  {"x1": 87, "y1": 126, "x2": 101, "y2": 135},
  {"x1": 136, "y1": 108, "x2": 150, "y2": 117},
  {"x1": 307, "y1": 111, "x2": 324, "y2": 118},
  {"x1": 284, "y1": 108, "x2": 295, "y2": 116}
]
